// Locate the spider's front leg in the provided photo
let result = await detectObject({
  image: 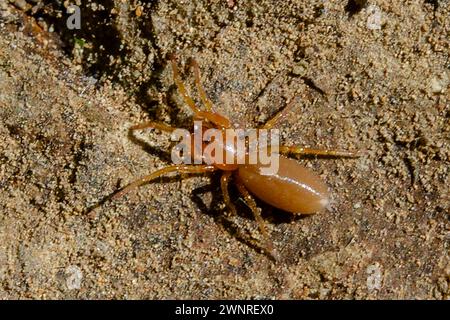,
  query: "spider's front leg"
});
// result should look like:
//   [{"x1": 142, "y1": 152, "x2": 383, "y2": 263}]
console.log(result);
[{"x1": 112, "y1": 165, "x2": 216, "y2": 200}]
